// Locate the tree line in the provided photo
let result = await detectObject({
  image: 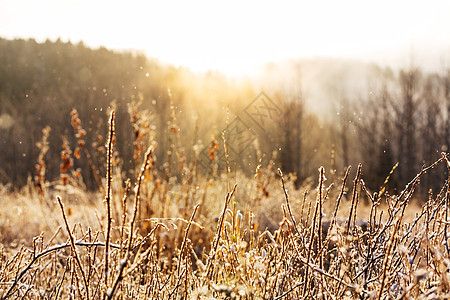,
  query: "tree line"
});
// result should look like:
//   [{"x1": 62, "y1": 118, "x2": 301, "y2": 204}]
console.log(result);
[{"x1": 0, "y1": 38, "x2": 449, "y2": 197}]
